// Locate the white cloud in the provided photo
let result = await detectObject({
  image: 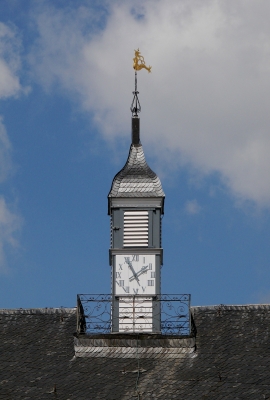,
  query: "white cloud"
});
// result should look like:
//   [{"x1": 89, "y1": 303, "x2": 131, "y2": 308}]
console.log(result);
[
  {"x1": 0, "y1": 117, "x2": 12, "y2": 182},
  {"x1": 0, "y1": 118, "x2": 21, "y2": 273},
  {"x1": 185, "y1": 199, "x2": 201, "y2": 215},
  {"x1": 0, "y1": 22, "x2": 23, "y2": 98},
  {"x1": 0, "y1": 22, "x2": 25, "y2": 272},
  {"x1": 253, "y1": 289, "x2": 270, "y2": 305},
  {"x1": 30, "y1": 0, "x2": 270, "y2": 206},
  {"x1": 0, "y1": 196, "x2": 22, "y2": 273}
]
